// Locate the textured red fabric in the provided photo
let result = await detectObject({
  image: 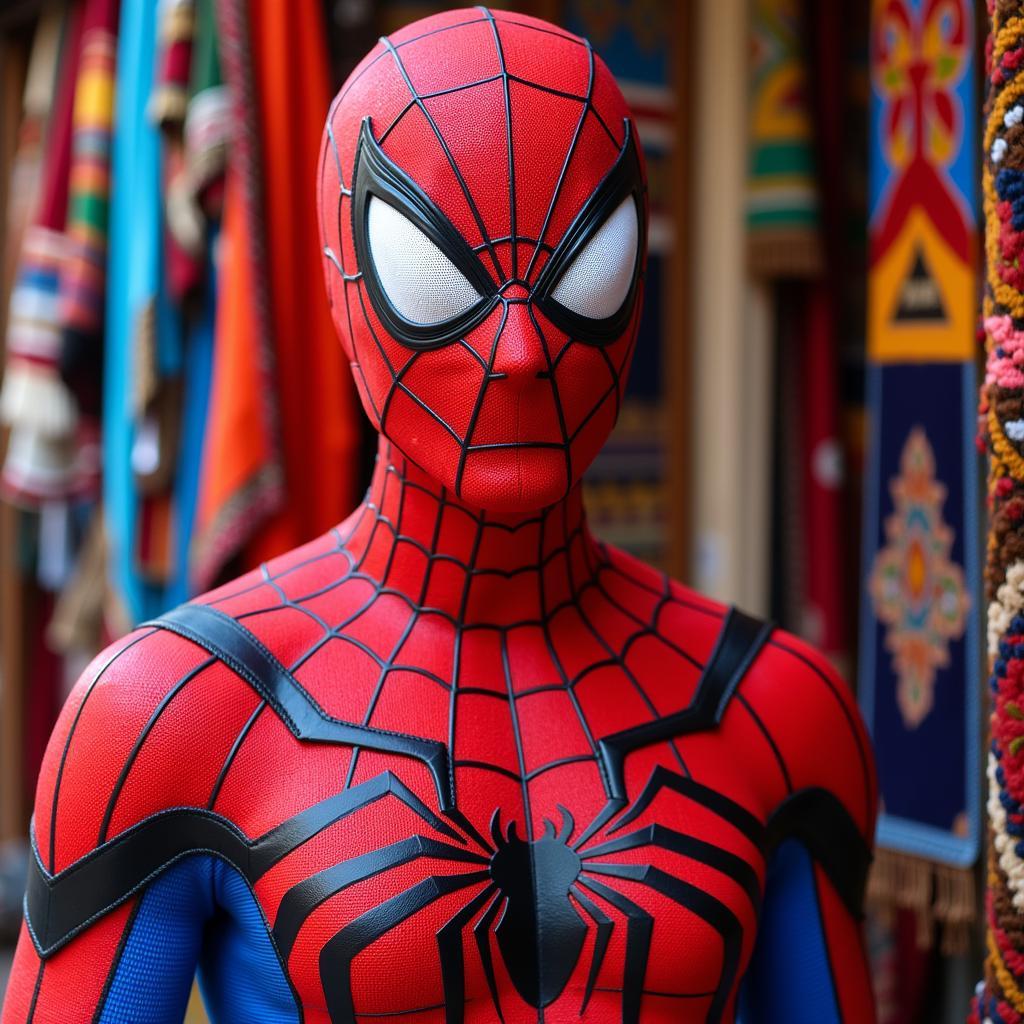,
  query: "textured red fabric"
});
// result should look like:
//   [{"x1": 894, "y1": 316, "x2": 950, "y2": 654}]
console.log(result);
[
  {"x1": 5, "y1": 443, "x2": 877, "y2": 1021},
  {"x1": 1, "y1": 11, "x2": 876, "y2": 1022}
]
